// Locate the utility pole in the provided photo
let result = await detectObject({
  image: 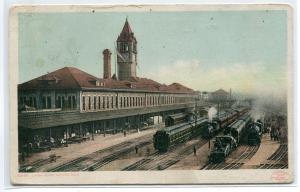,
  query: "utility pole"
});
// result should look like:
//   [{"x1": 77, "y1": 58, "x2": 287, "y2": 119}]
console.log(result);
[{"x1": 92, "y1": 122, "x2": 94, "y2": 140}]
